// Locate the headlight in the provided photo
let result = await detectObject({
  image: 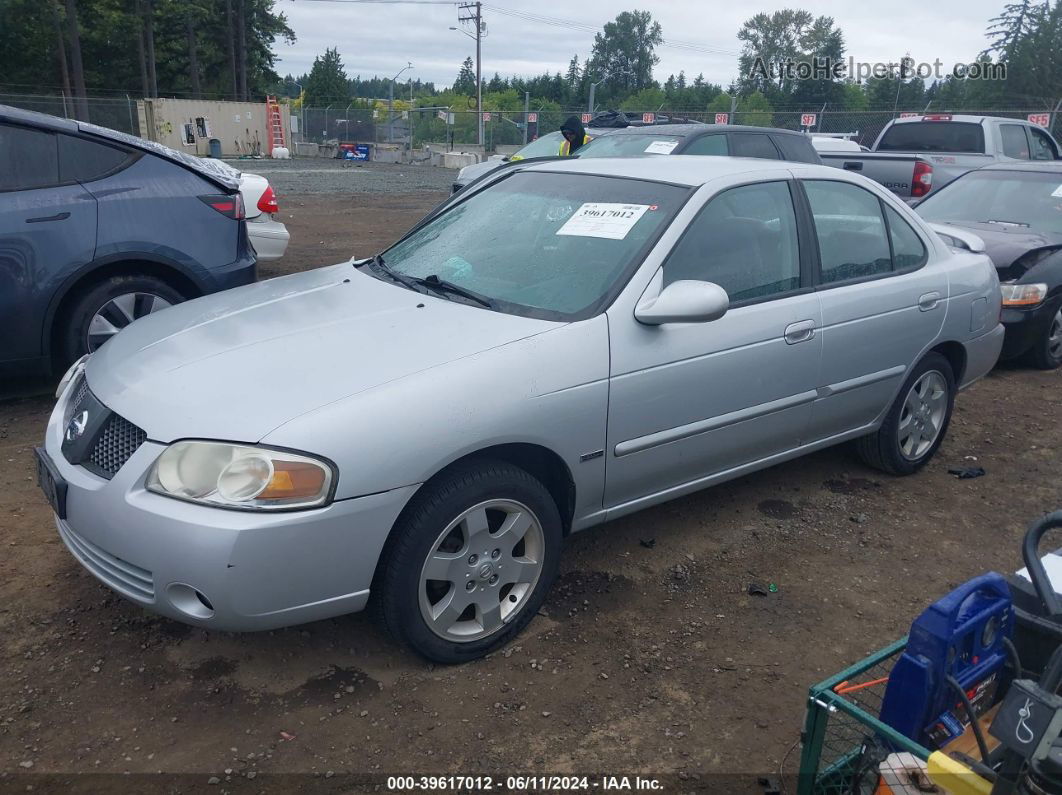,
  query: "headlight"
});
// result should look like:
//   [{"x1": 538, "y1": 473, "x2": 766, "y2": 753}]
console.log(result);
[
  {"x1": 1000, "y1": 282, "x2": 1048, "y2": 307},
  {"x1": 147, "y1": 441, "x2": 335, "y2": 511},
  {"x1": 56, "y1": 354, "x2": 89, "y2": 399}
]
